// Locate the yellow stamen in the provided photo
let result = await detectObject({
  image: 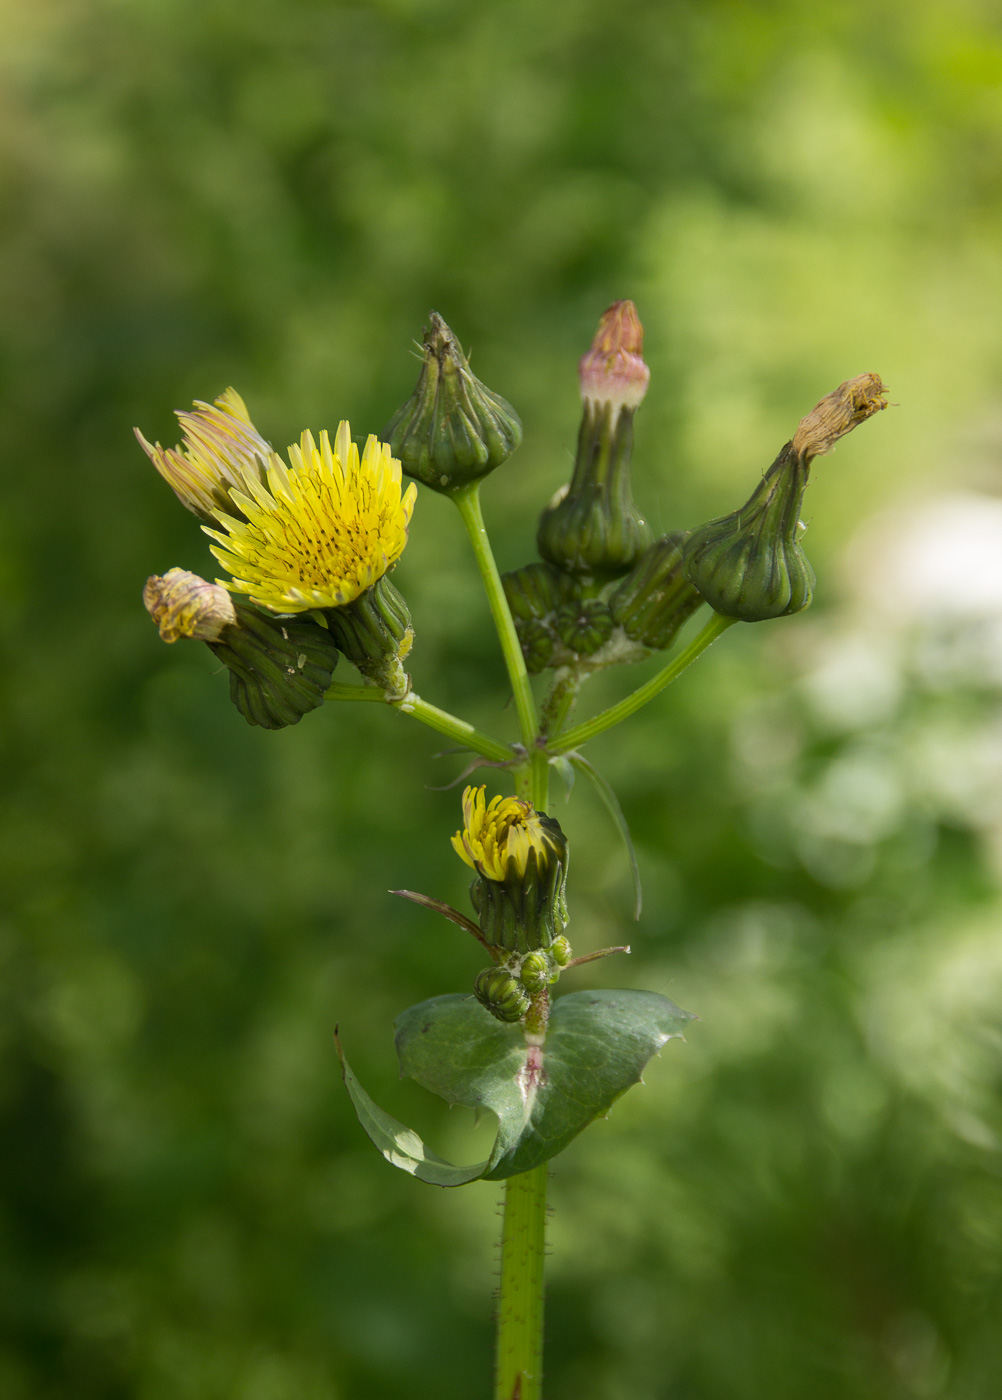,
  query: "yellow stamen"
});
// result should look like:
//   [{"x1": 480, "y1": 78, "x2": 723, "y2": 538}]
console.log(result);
[
  {"x1": 451, "y1": 785, "x2": 559, "y2": 882},
  {"x1": 204, "y1": 421, "x2": 417, "y2": 614}
]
